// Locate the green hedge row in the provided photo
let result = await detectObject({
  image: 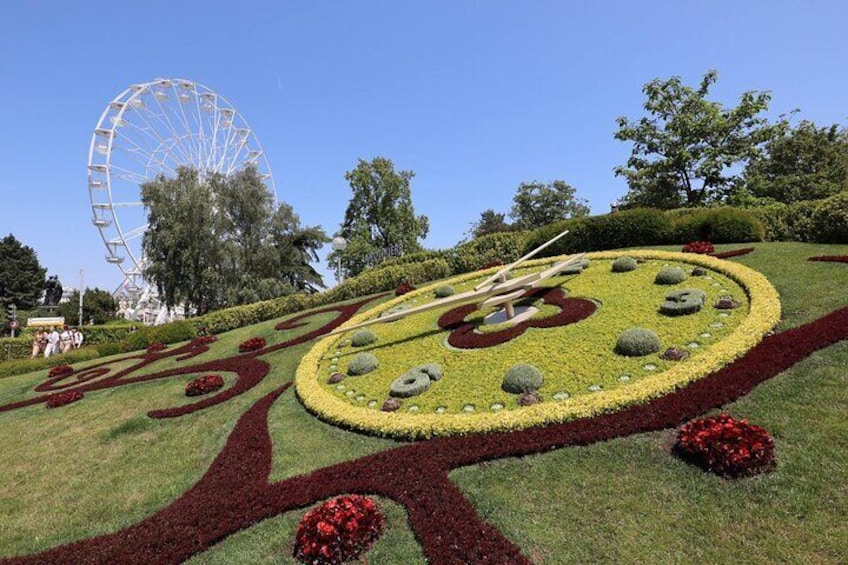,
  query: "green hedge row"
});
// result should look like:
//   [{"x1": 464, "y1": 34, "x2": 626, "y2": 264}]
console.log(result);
[
  {"x1": 748, "y1": 191, "x2": 848, "y2": 243},
  {"x1": 0, "y1": 347, "x2": 101, "y2": 379}
]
